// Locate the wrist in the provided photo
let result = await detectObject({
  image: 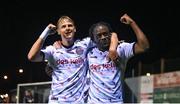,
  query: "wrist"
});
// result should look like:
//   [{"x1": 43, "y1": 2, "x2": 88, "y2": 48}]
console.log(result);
[
  {"x1": 39, "y1": 27, "x2": 50, "y2": 40},
  {"x1": 130, "y1": 20, "x2": 135, "y2": 26}
]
